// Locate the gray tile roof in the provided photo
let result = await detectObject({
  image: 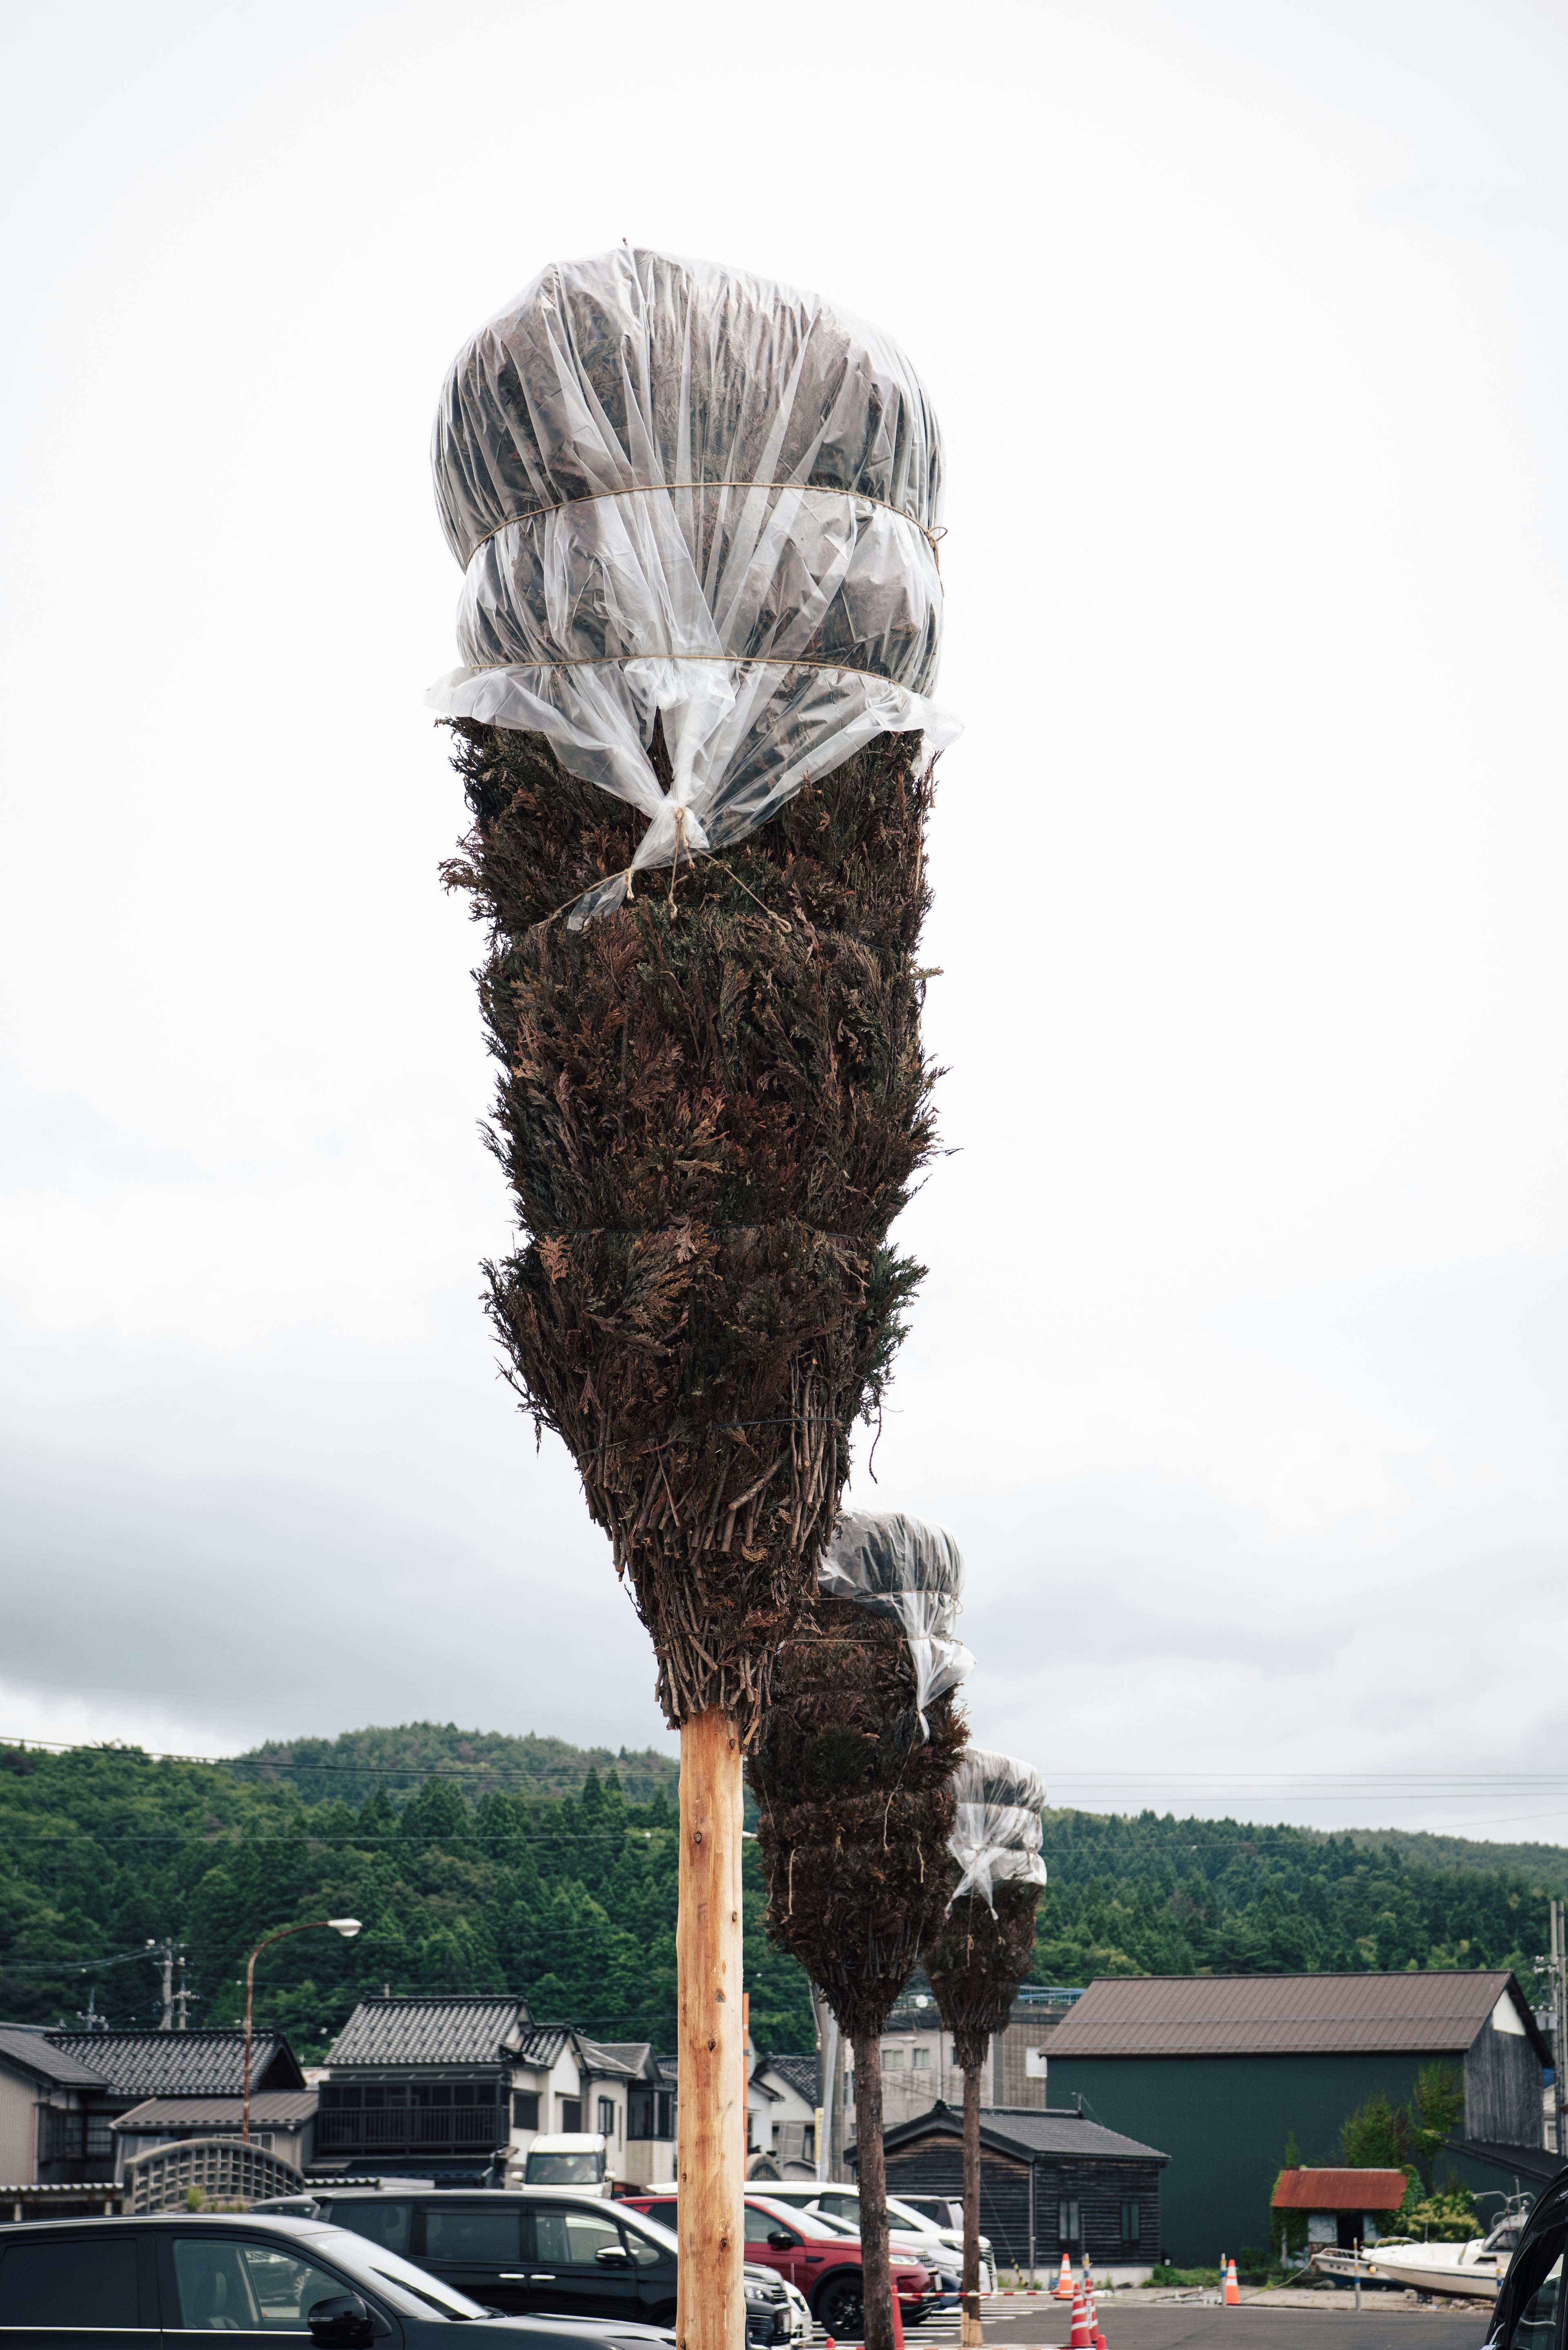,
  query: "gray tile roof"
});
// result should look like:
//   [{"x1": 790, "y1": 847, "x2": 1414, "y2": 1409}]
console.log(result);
[
  {"x1": 514, "y1": 2026, "x2": 570, "y2": 2068},
  {"x1": 0, "y1": 2028, "x2": 110, "y2": 2088},
  {"x1": 760, "y1": 2053, "x2": 817, "y2": 2107},
  {"x1": 113, "y1": 2091, "x2": 318, "y2": 2131},
  {"x1": 44, "y1": 2030, "x2": 300, "y2": 2096},
  {"x1": 592, "y1": 2041, "x2": 654, "y2": 2078},
  {"x1": 1045, "y1": 1970, "x2": 1548, "y2": 2060},
  {"x1": 327, "y1": 1998, "x2": 527, "y2": 2067},
  {"x1": 879, "y1": 2100, "x2": 1167, "y2": 2164},
  {"x1": 575, "y1": 2035, "x2": 641, "y2": 2078}
]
